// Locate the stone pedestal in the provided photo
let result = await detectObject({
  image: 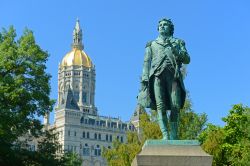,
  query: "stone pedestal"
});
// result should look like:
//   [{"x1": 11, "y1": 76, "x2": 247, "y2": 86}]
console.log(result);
[{"x1": 132, "y1": 140, "x2": 212, "y2": 166}]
